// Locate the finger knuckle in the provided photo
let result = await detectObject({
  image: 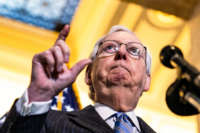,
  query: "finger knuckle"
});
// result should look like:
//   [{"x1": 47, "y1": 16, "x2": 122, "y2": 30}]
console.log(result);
[
  {"x1": 43, "y1": 50, "x2": 51, "y2": 57},
  {"x1": 48, "y1": 58, "x2": 55, "y2": 66},
  {"x1": 33, "y1": 54, "x2": 39, "y2": 59},
  {"x1": 53, "y1": 45, "x2": 61, "y2": 52},
  {"x1": 32, "y1": 54, "x2": 42, "y2": 64},
  {"x1": 56, "y1": 39, "x2": 65, "y2": 45},
  {"x1": 65, "y1": 46, "x2": 70, "y2": 54}
]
